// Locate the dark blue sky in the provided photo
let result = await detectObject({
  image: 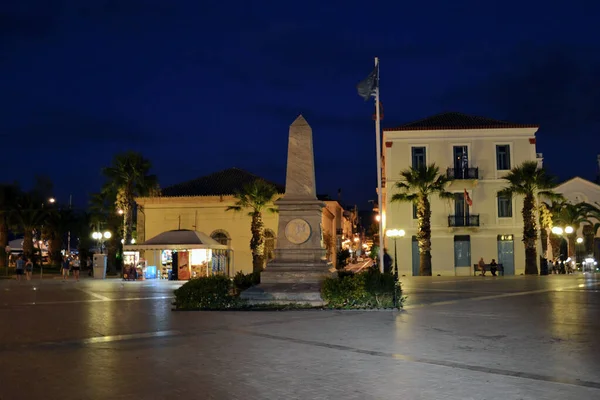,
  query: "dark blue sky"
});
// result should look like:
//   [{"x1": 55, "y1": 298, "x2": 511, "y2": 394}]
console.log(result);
[{"x1": 2, "y1": 0, "x2": 599, "y2": 209}]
